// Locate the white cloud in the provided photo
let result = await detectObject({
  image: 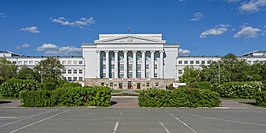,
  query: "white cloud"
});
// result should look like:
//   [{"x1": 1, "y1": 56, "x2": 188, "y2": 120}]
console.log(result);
[
  {"x1": 20, "y1": 26, "x2": 39, "y2": 33},
  {"x1": 52, "y1": 17, "x2": 95, "y2": 28},
  {"x1": 239, "y1": 0, "x2": 266, "y2": 12},
  {"x1": 200, "y1": 24, "x2": 229, "y2": 38},
  {"x1": 37, "y1": 43, "x2": 81, "y2": 56},
  {"x1": 234, "y1": 25, "x2": 261, "y2": 38},
  {"x1": 0, "y1": 12, "x2": 5, "y2": 17},
  {"x1": 179, "y1": 49, "x2": 191, "y2": 55},
  {"x1": 190, "y1": 12, "x2": 203, "y2": 21},
  {"x1": 225, "y1": 0, "x2": 241, "y2": 3},
  {"x1": 16, "y1": 43, "x2": 30, "y2": 50}
]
